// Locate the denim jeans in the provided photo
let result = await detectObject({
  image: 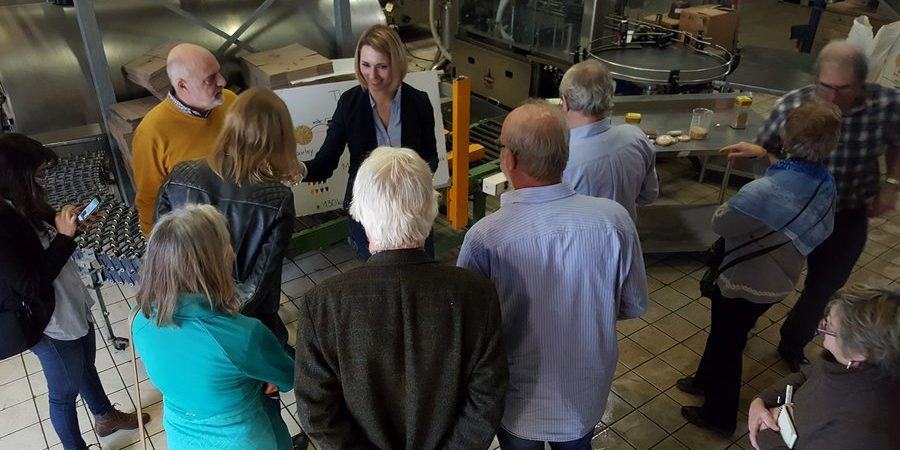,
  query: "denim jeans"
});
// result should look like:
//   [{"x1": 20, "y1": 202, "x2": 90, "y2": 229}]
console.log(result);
[
  {"x1": 497, "y1": 427, "x2": 593, "y2": 450},
  {"x1": 31, "y1": 325, "x2": 112, "y2": 450}
]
